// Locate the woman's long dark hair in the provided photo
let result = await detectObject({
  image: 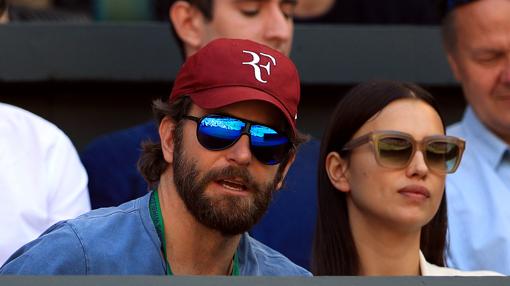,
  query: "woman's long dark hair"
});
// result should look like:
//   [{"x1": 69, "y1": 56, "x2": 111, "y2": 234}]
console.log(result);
[{"x1": 312, "y1": 80, "x2": 448, "y2": 275}]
